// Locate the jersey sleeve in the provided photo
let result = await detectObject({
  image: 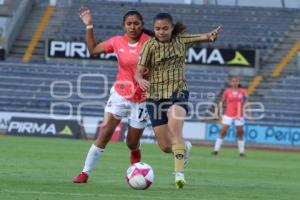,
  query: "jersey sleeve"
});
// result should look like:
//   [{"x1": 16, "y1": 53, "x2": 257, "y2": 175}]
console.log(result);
[
  {"x1": 138, "y1": 40, "x2": 152, "y2": 68},
  {"x1": 179, "y1": 34, "x2": 207, "y2": 44},
  {"x1": 102, "y1": 36, "x2": 116, "y2": 53}
]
